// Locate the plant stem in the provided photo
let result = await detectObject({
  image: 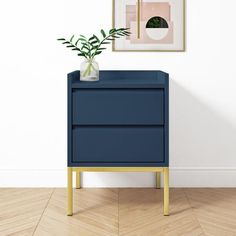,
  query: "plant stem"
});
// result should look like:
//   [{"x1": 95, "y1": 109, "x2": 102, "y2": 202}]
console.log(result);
[
  {"x1": 70, "y1": 41, "x2": 89, "y2": 60},
  {"x1": 82, "y1": 60, "x2": 96, "y2": 78},
  {"x1": 91, "y1": 32, "x2": 117, "y2": 59}
]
